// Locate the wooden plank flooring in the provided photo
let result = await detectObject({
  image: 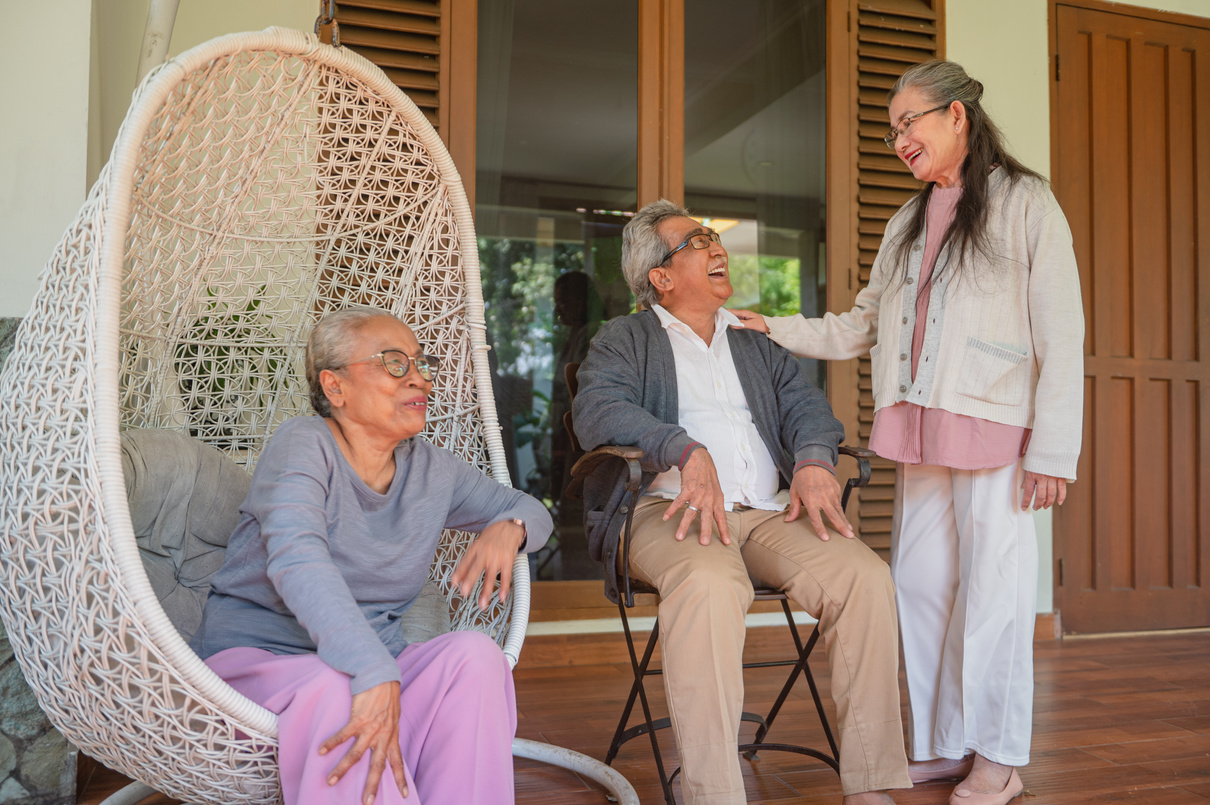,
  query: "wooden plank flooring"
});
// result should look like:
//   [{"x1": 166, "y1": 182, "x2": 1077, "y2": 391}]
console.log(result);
[{"x1": 80, "y1": 629, "x2": 1210, "y2": 804}]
